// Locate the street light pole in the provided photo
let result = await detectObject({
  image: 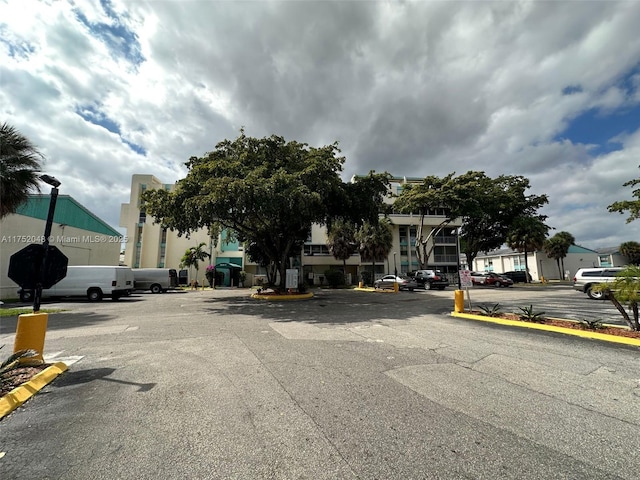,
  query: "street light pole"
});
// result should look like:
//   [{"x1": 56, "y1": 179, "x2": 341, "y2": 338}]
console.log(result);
[
  {"x1": 33, "y1": 175, "x2": 61, "y2": 312},
  {"x1": 456, "y1": 227, "x2": 462, "y2": 289}
]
